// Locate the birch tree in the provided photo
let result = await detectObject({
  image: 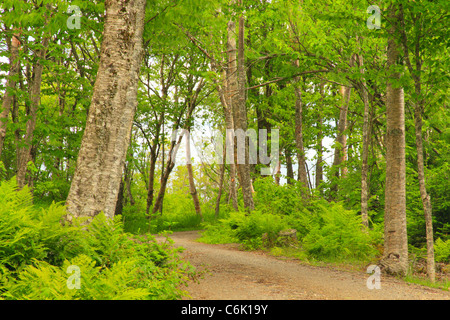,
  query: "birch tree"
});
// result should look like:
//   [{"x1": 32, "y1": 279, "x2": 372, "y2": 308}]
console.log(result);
[{"x1": 66, "y1": 0, "x2": 147, "y2": 221}]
